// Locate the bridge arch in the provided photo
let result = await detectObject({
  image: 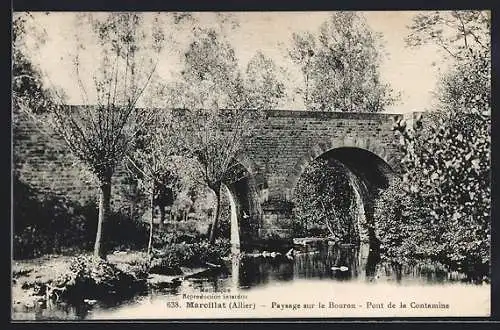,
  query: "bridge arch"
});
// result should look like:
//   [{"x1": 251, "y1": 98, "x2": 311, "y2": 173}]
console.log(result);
[
  {"x1": 222, "y1": 159, "x2": 264, "y2": 248},
  {"x1": 285, "y1": 136, "x2": 398, "y2": 200},
  {"x1": 286, "y1": 138, "x2": 397, "y2": 244}
]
